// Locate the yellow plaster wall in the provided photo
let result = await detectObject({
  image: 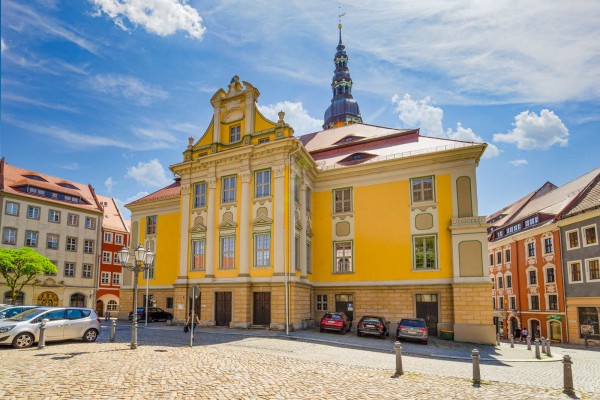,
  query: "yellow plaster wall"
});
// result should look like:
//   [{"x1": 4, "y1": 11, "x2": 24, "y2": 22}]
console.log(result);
[
  {"x1": 436, "y1": 174, "x2": 454, "y2": 278},
  {"x1": 140, "y1": 212, "x2": 181, "y2": 286},
  {"x1": 255, "y1": 110, "x2": 276, "y2": 132}
]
